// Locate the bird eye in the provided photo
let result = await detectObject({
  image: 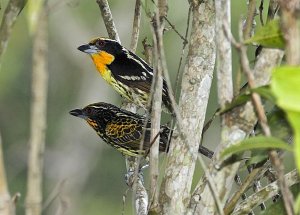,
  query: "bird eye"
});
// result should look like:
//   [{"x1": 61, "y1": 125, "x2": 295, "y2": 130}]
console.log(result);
[
  {"x1": 85, "y1": 107, "x2": 93, "y2": 115},
  {"x1": 96, "y1": 39, "x2": 105, "y2": 48}
]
